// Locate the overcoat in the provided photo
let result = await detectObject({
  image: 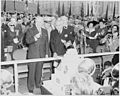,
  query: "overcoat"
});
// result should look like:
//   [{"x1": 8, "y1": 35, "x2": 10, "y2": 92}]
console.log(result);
[{"x1": 26, "y1": 24, "x2": 49, "y2": 59}]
